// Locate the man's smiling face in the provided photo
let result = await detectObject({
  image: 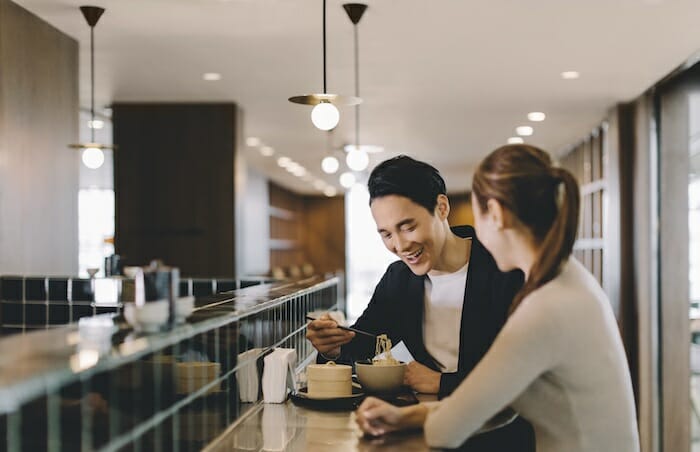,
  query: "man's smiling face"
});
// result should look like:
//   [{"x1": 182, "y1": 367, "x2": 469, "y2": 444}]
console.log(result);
[{"x1": 370, "y1": 195, "x2": 447, "y2": 276}]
